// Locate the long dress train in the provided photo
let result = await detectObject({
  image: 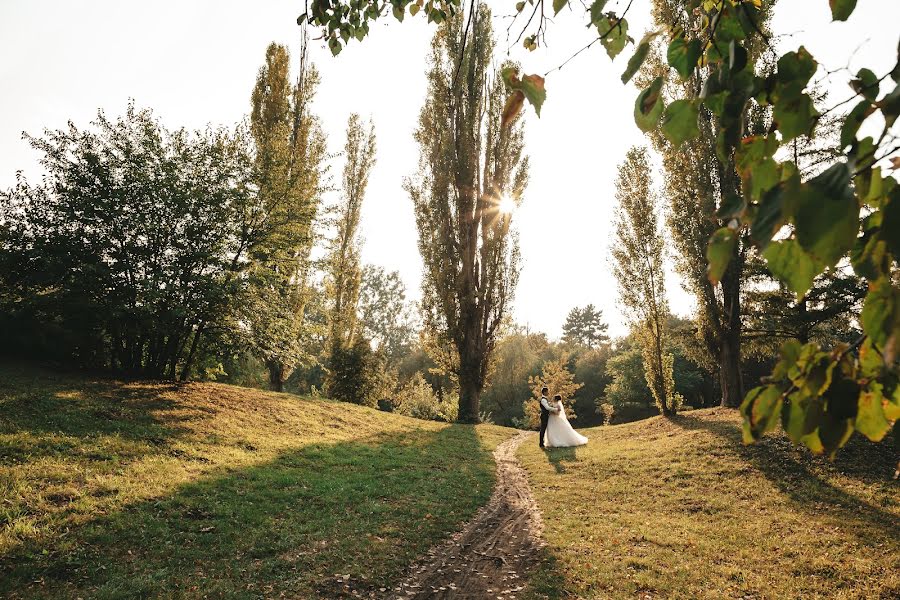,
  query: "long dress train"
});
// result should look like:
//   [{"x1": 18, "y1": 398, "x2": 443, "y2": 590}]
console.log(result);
[{"x1": 546, "y1": 400, "x2": 588, "y2": 448}]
